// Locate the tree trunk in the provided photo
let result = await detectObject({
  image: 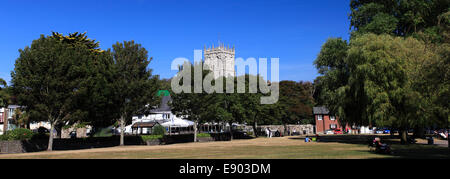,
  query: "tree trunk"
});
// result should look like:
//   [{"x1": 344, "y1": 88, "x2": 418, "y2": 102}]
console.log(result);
[
  {"x1": 252, "y1": 122, "x2": 259, "y2": 138},
  {"x1": 193, "y1": 121, "x2": 198, "y2": 142},
  {"x1": 120, "y1": 116, "x2": 125, "y2": 146},
  {"x1": 229, "y1": 122, "x2": 233, "y2": 141},
  {"x1": 400, "y1": 129, "x2": 408, "y2": 145},
  {"x1": 55, "y1": 124, "x2": 62, "y2": 139},
  {"x1": 283, "y1": 123, "x2": 288, "y2": 136},
  {"x1": 47, "y1": 122, "x2": 56, "y2": 151}
]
